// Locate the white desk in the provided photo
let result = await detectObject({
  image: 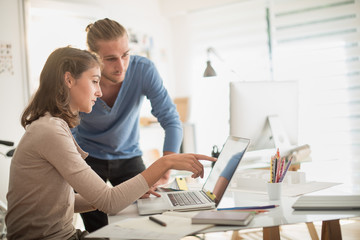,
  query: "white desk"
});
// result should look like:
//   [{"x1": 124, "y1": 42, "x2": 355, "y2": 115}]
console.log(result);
[
  {"x1": 108, "y1": 183, "x2": 360, "y2": 240},
  {"x1": 206, "y1": 188, "x2": 360, "y2": 239}
]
